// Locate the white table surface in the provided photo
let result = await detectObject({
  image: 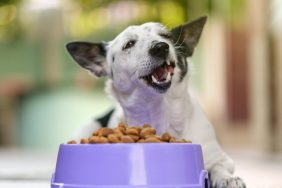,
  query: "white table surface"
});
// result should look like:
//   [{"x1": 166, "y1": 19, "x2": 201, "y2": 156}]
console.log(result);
[
  {"x1": 0, "y1": 148, "x2": 281, "y2": 188},
  {"x1": 0, "y1": 149, "x2": 55, "y2": 188}
]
